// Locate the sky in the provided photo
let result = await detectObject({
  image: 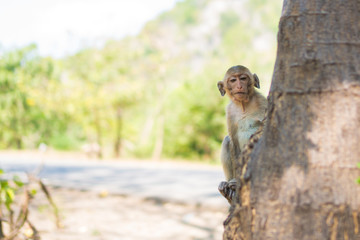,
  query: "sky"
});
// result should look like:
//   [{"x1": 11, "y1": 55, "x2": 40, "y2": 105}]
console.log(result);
[{"x1": 0, "y1": 0, "x2": 180, "y2": 58}]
